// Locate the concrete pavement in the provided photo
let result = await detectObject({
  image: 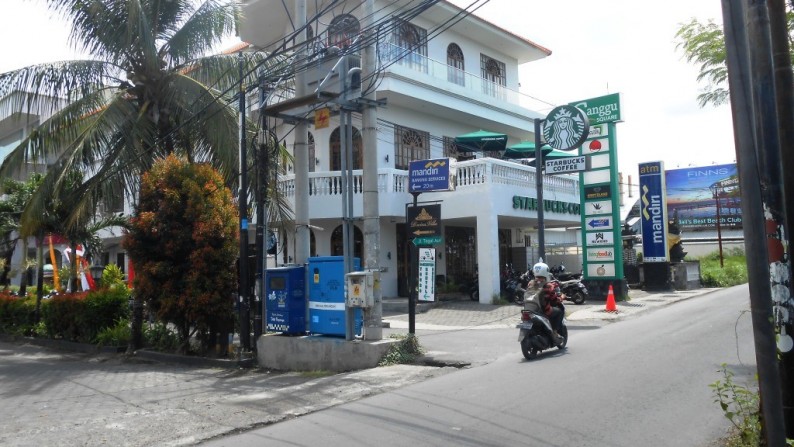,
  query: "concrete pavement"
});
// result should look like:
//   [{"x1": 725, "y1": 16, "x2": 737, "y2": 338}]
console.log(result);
[{"x1": 0, "y1": 287, "x2": 718, "y2": 447}]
